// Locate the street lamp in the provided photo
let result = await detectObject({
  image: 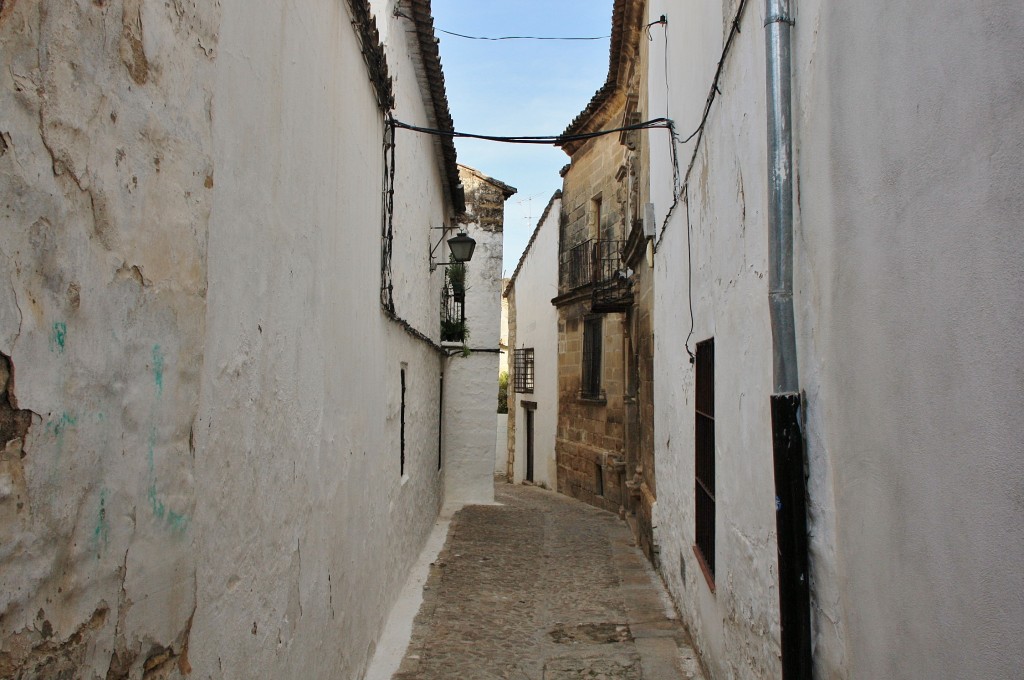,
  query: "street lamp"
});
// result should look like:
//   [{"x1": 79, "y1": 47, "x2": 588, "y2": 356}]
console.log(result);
[{"x1": 430, "y1": 227, "x2": 476, "y2": 271}]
